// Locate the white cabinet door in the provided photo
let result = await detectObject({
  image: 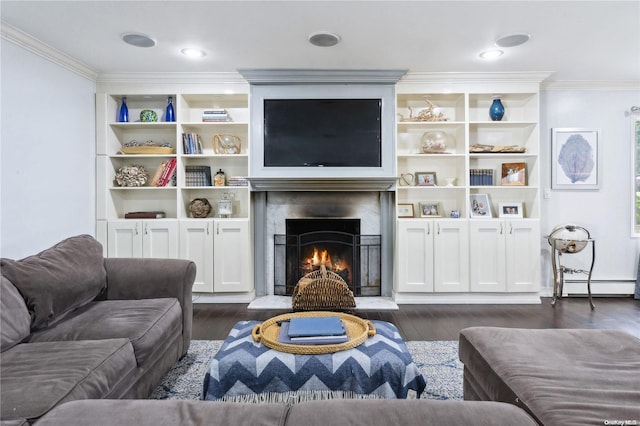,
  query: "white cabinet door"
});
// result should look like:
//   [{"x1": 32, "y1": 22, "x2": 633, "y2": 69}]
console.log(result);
[
  {"x1": 142, "y1": 220, "x2": 179, "y2": 258},
  {"x1": 433, "y1": 220, "x2": 469, "y2": 292},
  {"x1": 470, "y1": 219, "x2": 540, "y2": 292},
  {"x1": 469, "y1": 220, "x2": 506, "y2": 292},
  {"x1": 505, "y1": 219, "x2": 540, "y2": 292},
  {"x1": 396, "y1": 220, "x2": 434, "y2": 292},
  {"x1": 107, "y1": 220, "x2": 143, "y2": 257},
  {"x1": 180, "y1": 220, "x2": 214, "y2": 293},
  {"x1": 213, "y1": 219, "x2": 252, "y2": 293},
  {"x1": 107, "y1": 220, "x2": 177, "y2": 258}
]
